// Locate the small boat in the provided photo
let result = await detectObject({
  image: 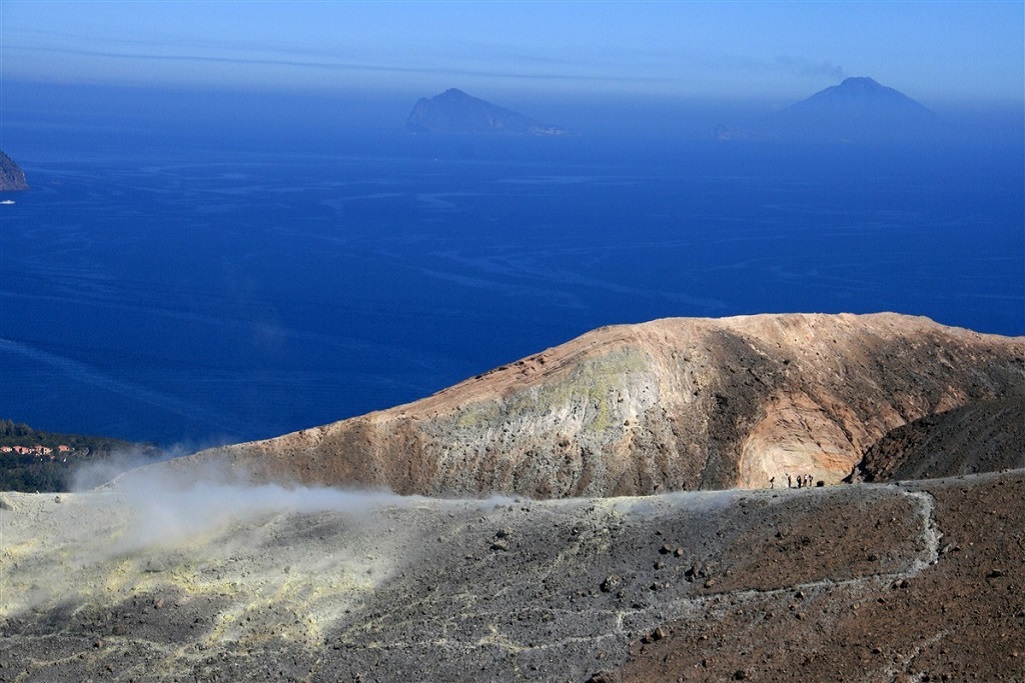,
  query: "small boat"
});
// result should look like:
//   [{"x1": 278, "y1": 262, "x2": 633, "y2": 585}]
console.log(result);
[{"x1": 0, "y1": 200, "x2": 15, "y2": 205}]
